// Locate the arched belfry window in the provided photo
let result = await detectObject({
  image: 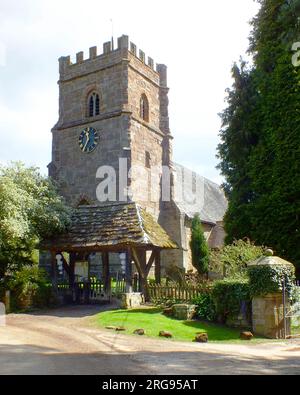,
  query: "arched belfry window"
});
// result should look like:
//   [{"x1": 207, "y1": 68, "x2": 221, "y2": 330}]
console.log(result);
[
  {"x1": 88, "y1": 92, "x2": 100, "y2": 117},
  {"x1": 140, "y1": 94, "x2": 149, "y2": 122}
]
